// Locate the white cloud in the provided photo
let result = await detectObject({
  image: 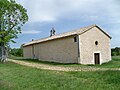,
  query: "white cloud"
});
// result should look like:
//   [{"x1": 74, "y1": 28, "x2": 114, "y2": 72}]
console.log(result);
[
  {"x1": 15, "y1": 0, "x2": 120, "y2": 48},
  {"x1": 22, "y1": 30, "x2": 41, "y2": 34},
  {"x1": 16, "y1": 0, "x2": 120, "y2": 23}
]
